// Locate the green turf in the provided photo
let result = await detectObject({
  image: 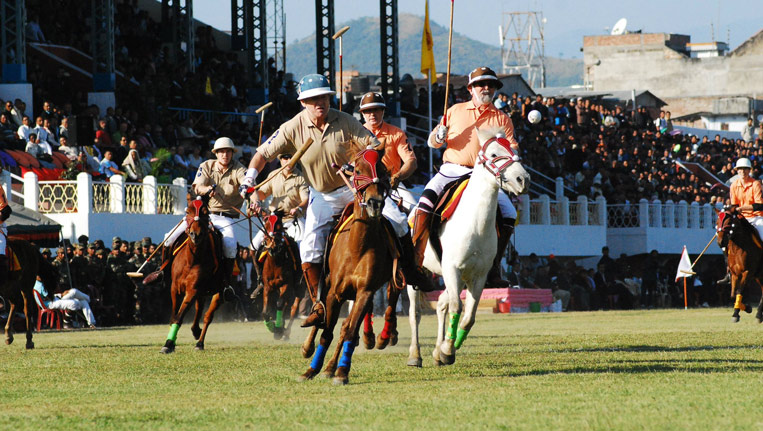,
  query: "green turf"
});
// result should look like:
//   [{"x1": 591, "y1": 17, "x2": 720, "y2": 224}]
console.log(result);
[{"x1": 2, "y1": 308, "x2": 762, "y2": 431}]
